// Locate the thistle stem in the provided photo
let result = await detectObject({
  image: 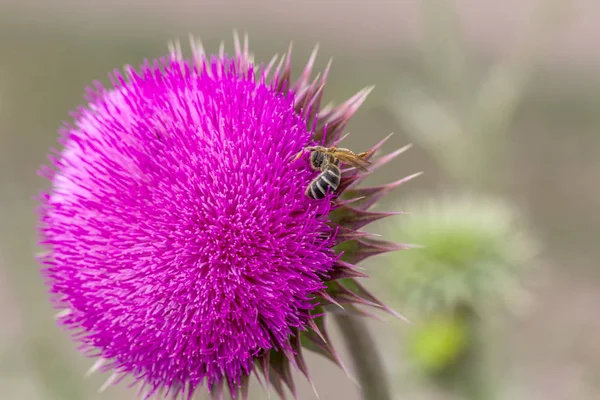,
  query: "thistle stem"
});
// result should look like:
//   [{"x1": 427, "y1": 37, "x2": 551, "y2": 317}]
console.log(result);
[
  {"x1": 454, "y1": 306, "x2": 492, "y2": 400},
  {"x1": 334, "y1": 313, "x2": 392, "y2": 400}
]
